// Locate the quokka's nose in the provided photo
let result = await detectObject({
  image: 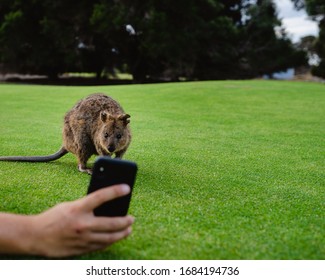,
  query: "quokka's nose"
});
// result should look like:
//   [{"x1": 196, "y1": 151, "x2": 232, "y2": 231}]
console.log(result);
[{"x1": 108, "y1": 145, "x2": 115, "y2": 153}]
